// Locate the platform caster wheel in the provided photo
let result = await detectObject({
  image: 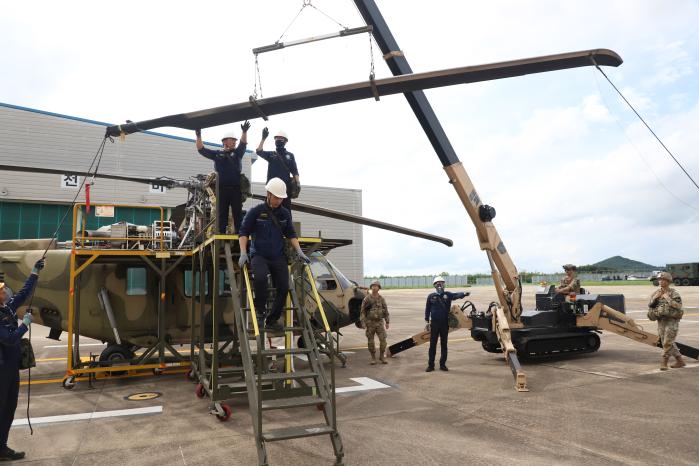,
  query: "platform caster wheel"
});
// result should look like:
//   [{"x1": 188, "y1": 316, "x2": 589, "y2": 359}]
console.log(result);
[
  {"x1": 195, "y1": 383, "x2": 207, "y2": 399},
  {"x1": 215, "y1": 403, "x2": 232, "y2": 422},
  {"x1": 152, "y1": 368, "x2": 163, "y2": 376},
  {"x1": 62, "y1": 375, "x2": 76, "y2": 390}
]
